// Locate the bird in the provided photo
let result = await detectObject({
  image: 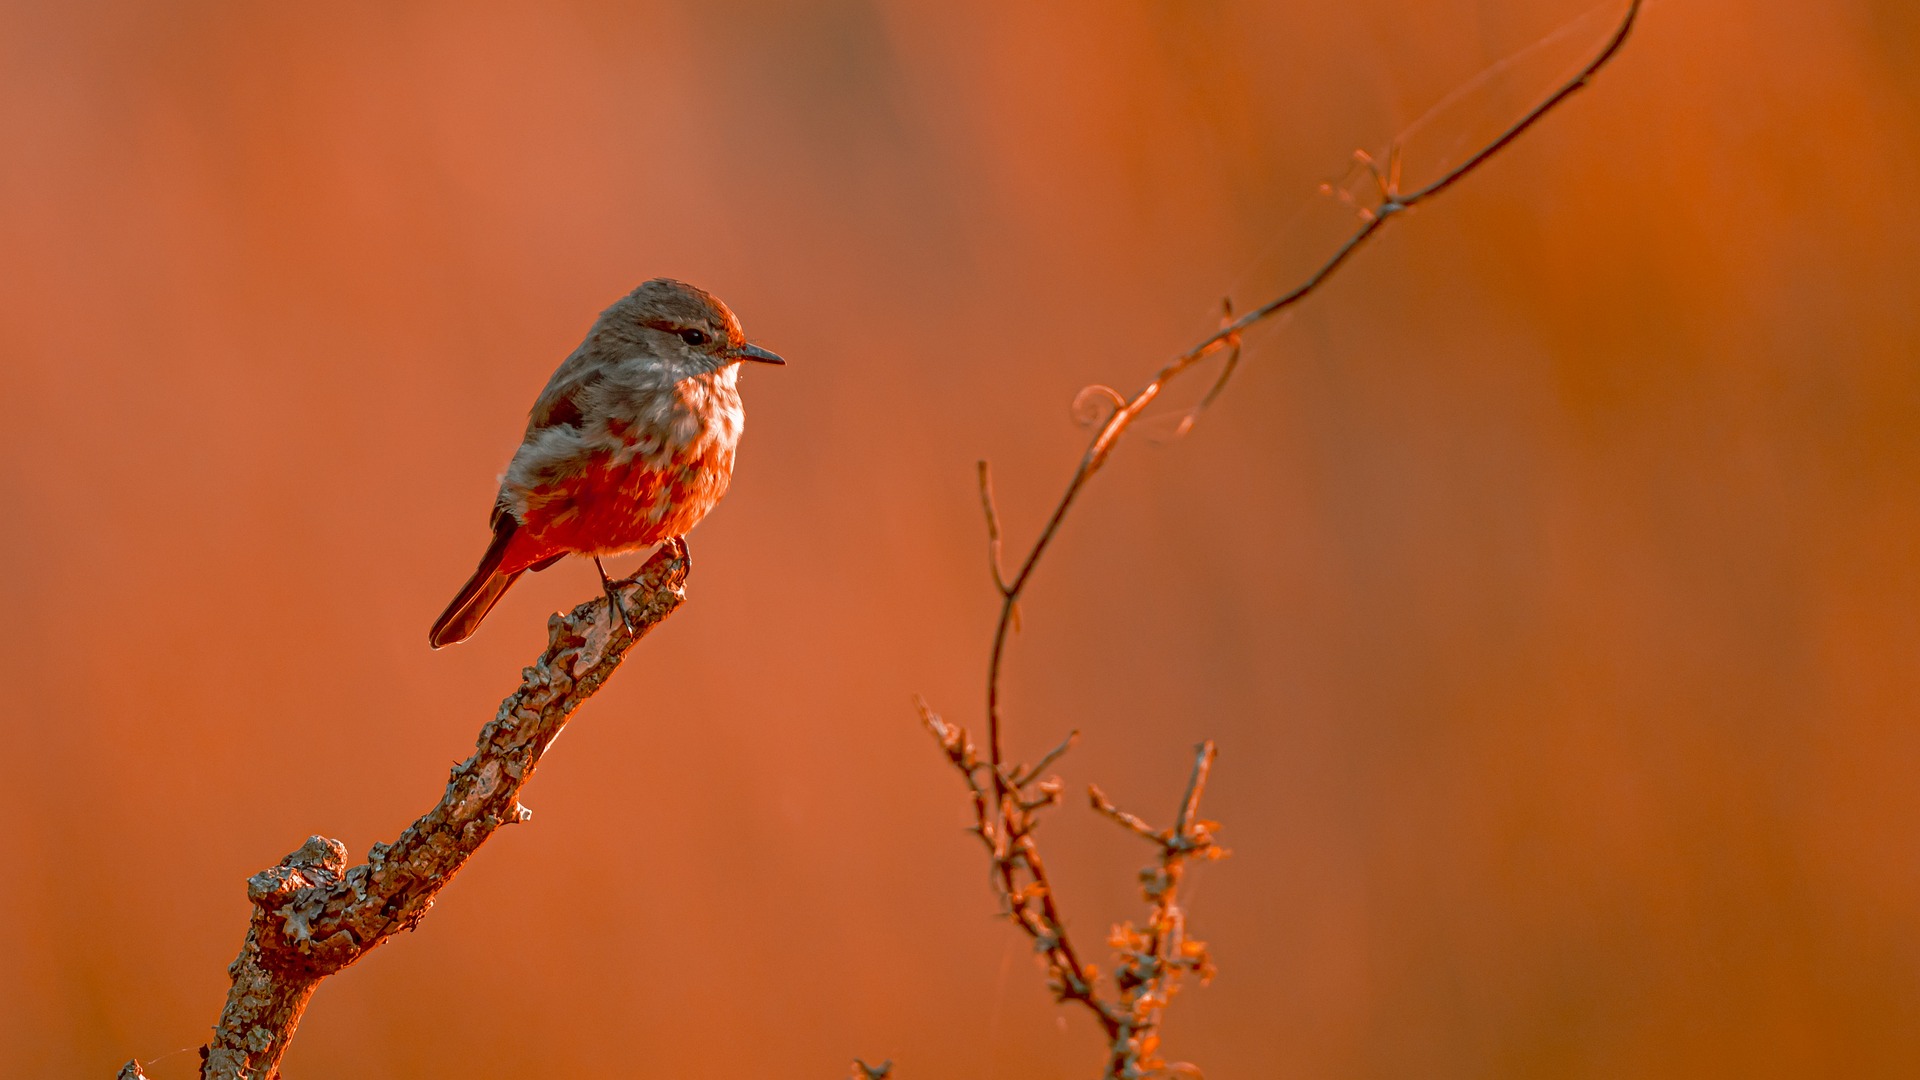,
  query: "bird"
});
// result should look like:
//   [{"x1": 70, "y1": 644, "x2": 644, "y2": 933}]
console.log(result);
[{"x1": 429, "y1": 279, "x2": 784, "y2": 649}]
